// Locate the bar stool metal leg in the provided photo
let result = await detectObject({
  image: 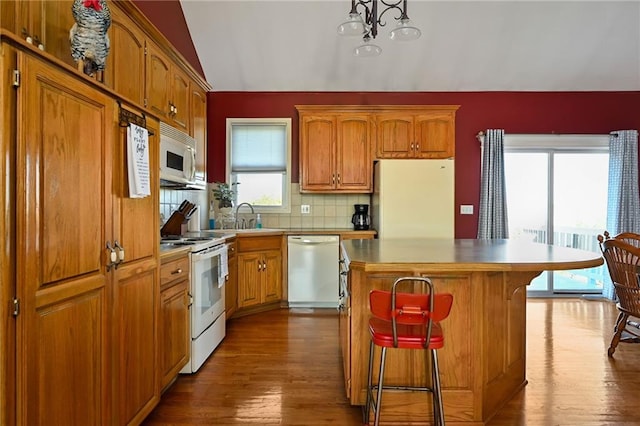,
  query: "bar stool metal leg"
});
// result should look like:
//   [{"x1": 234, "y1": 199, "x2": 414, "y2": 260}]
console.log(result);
[
  {"x1": 432, "y1": 349, "x2": 445, "y2": 426},
  {"x1": 364, "y1": 340, "x2": 375, "y2": 425},
  {"x1": 373, "y1": 347, "x2": 387, "y2": 426}
]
